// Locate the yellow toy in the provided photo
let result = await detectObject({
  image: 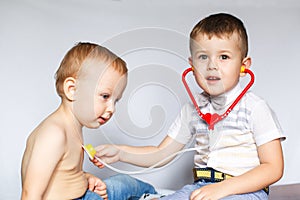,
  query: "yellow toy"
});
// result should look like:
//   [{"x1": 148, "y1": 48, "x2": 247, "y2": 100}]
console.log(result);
[{"x1": 82, "y1": 144, "x2": 96, "y2": 159}]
